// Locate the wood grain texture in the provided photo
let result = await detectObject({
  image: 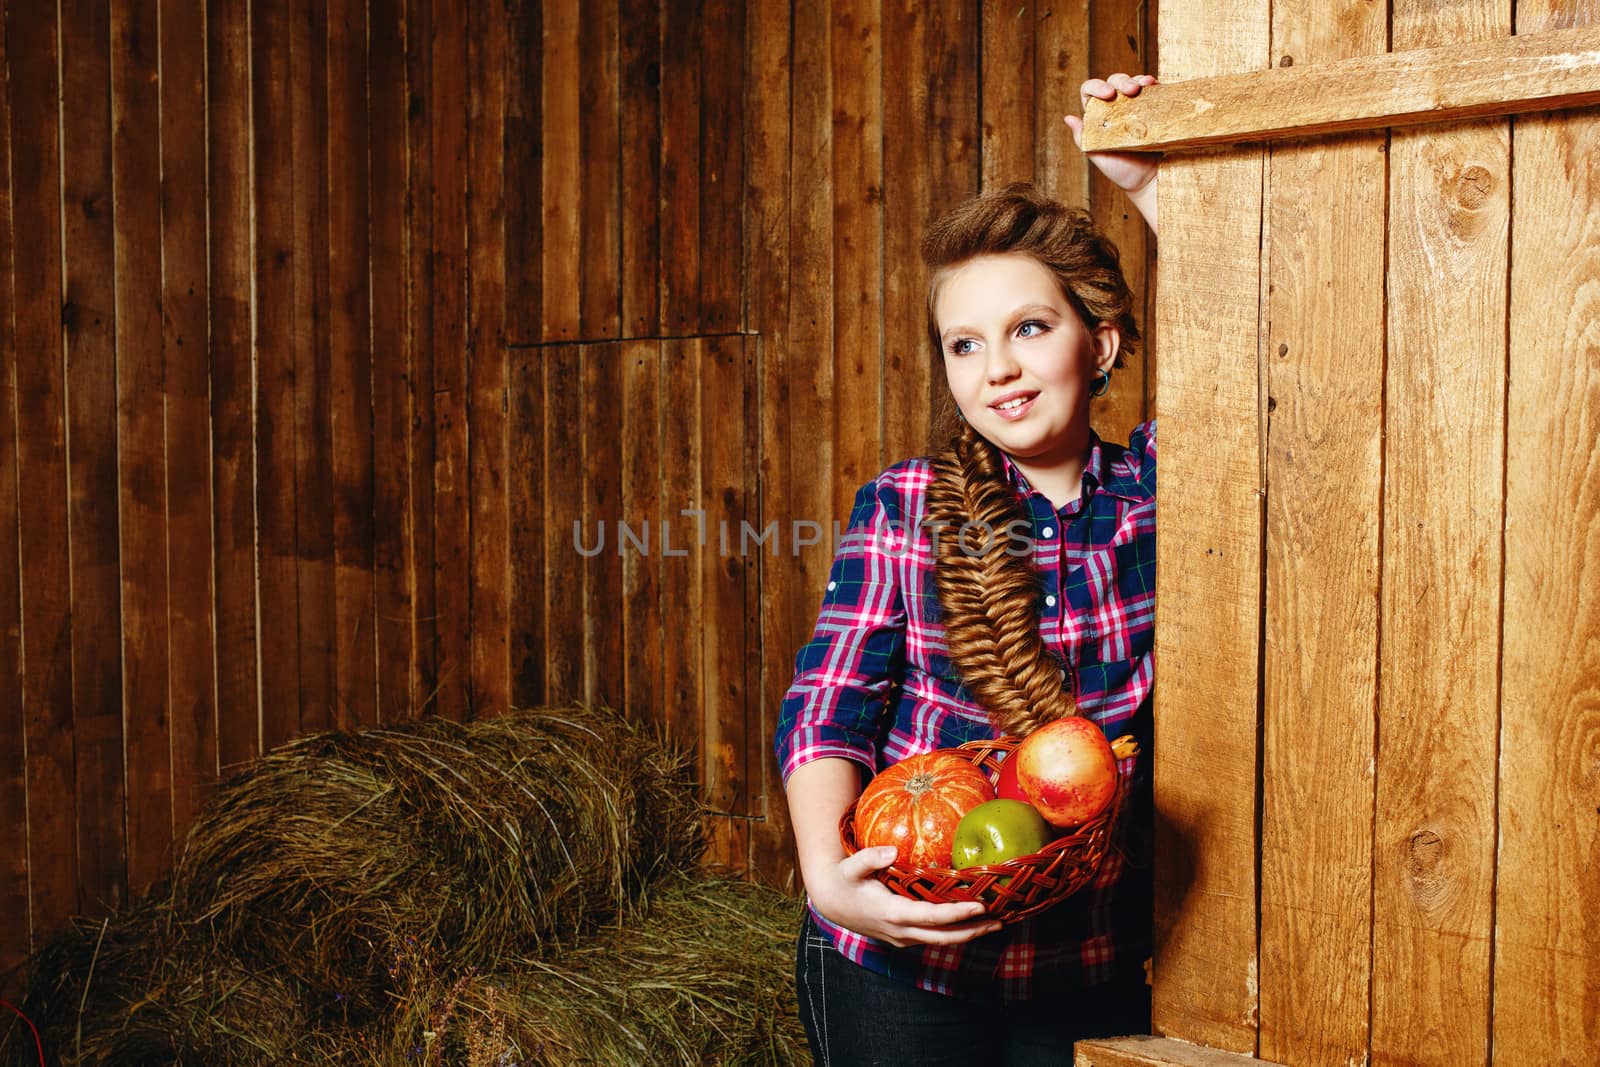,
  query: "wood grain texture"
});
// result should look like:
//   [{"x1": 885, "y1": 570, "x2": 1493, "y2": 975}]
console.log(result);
[
  {"x1": 292, "y1": 0, "x2": 337, "y2": 736},
  {"x1": 1151, "y1": 0, "x2": 1266, "y2": 1053},
  {"x1": 981, "y1": 0, "x2": 1037, "y2": 189},
  {"x1": 1256, "y1": 7, "x2": 1386, "y2": 1063},
  {"x1": 658, "y1": 0, "x2": 702, "y2": 335},
  {"x1": 504, "y1": 0, "x2": 543, "y2": 345},
  {"x1": 1258, "y1": 132, "x2": 1385, "y2": 1067},
  {"x1": 510, "y1": 348, "x2": 547, "y2": 707},
  {"x1": 1494, "y1": 102, "x2": 1600, "y2": 1067},
  {"x1": 112, "y1": 0, "x2": 173, "y2": 894},
  {"x1": 619, "y1": 0, "x2": 661, "y2": 337},
  {"x1": 1075, "y1": 1036, "x2": 1288, "y2": 1067},
  {"x1": 579, "y1": 0, "x2": 621, "y2": 338},
  {"x1": 1083, "y1": 25, "x2": 1600, "y2": 152},
  {"x1": 620, "y1": 340, "x2": 664, "y2": 728},
  {"x1": 0, "y1": 4, "x2": 27, "y2": 990},
  {"x1": 1039, "y1": 0, "x2": 1090, "y2": 204},
  {"x1": 10, "y1": 0, "x2": 77, "y2": 944},
  {"x1": 1371, "y1": 9, "x2": 1511, "y2": 1067},
  {"x1": 253, "y1": 0, "x2": 304, "y2": 748},
  {"x1": 207, "y1": 0, "x2": 261, "y2": 769},
  {"x1": 745, "y1": 0, "x2": 796, "y2": 880},
  {"x1": 370, "y1": 0, "x2": 415, "y2": 722},
  {"x1": 540, "y1": 0, "x2": 580, "y2": 340},
  {"x1": 699, "y1": 0, "x2": 744, "y2": 332},
  {"x1": 158, "y1": 0, "x2": 218, "y2": 840},
  {"x1": 581, "y1": 344, "x2": 625, "y2": 712},
  {"x1": 701, "y1": 334, "x2": 750, "y2": 814},
  {"x1": 406, "y1": 0, "x2": 438, "y2": 714},
  {"x1": 469, "y1": 0, "x2": 511, "y2": 717},
  {"x1": 659, "y1": 338, "x2": 704, "y2": 751},
  {"x1": 62, "y1": 0, "x2": 129, "y2": 914},
  {"x1": 430, "y1": 0, "x2": 469, "y2": 720},
  {"x1": 830, "y1": 0, "x2": 883, "y2": 517},
  {"x1": 329, "y1": 0, "x2": 377, "y2": 730},
  {"x1": 543, "y1": 346, "x2": 585, "y2": 702}
]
